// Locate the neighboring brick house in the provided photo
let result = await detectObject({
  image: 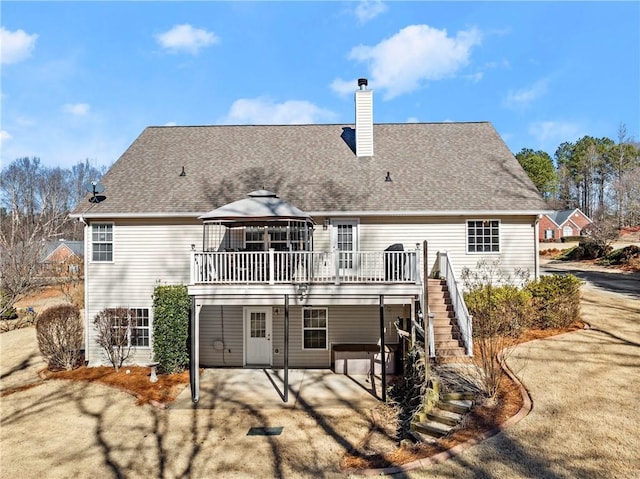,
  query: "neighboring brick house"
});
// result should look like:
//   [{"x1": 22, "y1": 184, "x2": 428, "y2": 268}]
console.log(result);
[
  {"x1": 539, "y1": 209, "x2": 593, "y2": 241},
  {"x1": 40, "y1": 240, "x2": 84, "y2": 277}
]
